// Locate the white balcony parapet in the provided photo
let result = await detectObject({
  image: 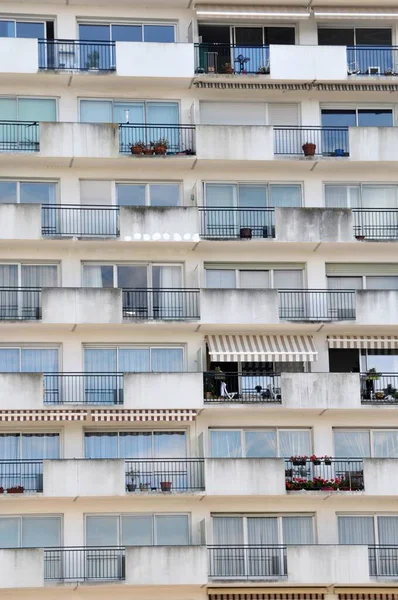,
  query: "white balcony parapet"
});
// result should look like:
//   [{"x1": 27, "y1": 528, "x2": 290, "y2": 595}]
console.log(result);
[
  {"x1": 41, "y1": 288, "x2": 123, "y2": 324},
  {"x1": 119, "y1": 206, "x2": 200, "y2": 241},
  {"x1": 0, "y1": 204, "x2": 42, "y2": 240},
  {"x1": 349, "y1": 127, "x2": 398, "y2": 161},
  {"x1": 201, "y1": 289, "x2": 279, "y2": 325},
  {"x1": 363, "y1": 458, "x2": 398, "y2": 496},
  {"x1": 281, "y1": 373, "x2": 361, "y2": 409},
  {"x1": 116, "y1": 42, "x2": 194, "y2": 78},
  {"x1": 205, "y1": 458, "x2": 285, "y2": 495},
  {"x1": 196, "y1": 125, "x2": 274, "y2": 161},
  {"x1": 124, "y1": 373, "x2": 203, "y2": 409},
  {"x1": 0, "y1": 38, "x2": 38, "y2": 74},
  {"x1": 0, "y1": 549, "x2": 44, "y2": 588},
  {"x1": 275, "y1": 207, "x2": 355, "y2": 243},
  {"x1": 40, "y1": 123, "x2": 119, "y2": 159},
  {"x1": 287, "y1": 545, "x2": 370, "y2": 584},
  {"x1": 269, "y1": 45, "x2": 347, "y2": 81},
  {"x1": 125, "y1": 546, "x2": 208, "y2": 585},
  {"x1": 356, "y1": 290, "x2": 398, "y2": 325},
  {"x1": 43, "y1": 459, "x2": 126, "y2": 497},
  {"x1": 0, "y1": 374, "x2": 43, "y2": 410}
]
